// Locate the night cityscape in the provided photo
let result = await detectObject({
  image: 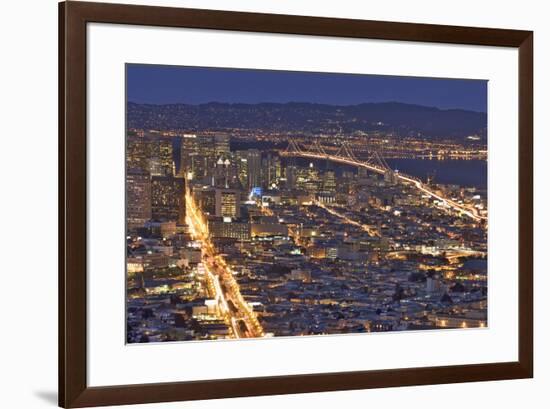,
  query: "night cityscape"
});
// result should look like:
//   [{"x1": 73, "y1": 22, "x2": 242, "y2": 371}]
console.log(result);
[{"x1": 126, "y1": 65, "x2": 488, "y2": 343}]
